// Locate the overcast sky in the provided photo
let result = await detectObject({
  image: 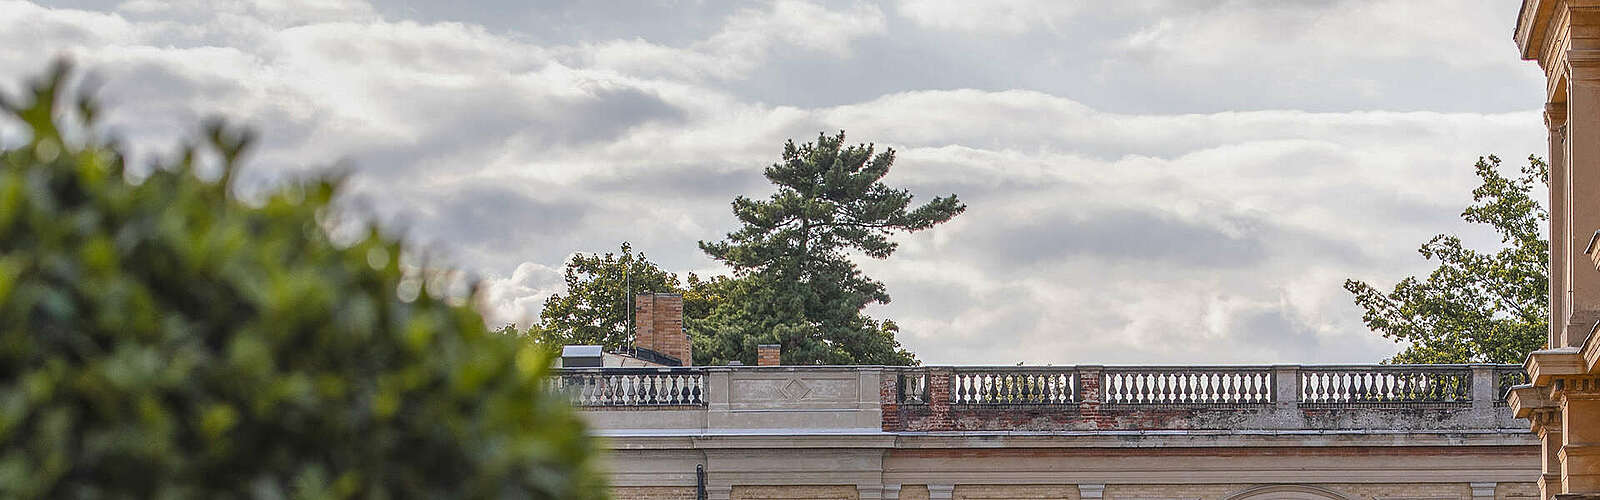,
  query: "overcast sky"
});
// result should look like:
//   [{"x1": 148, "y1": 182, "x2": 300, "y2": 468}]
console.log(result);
[{"x1": 0, "y1": 0, "x2": 1550, "y2": 364}]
